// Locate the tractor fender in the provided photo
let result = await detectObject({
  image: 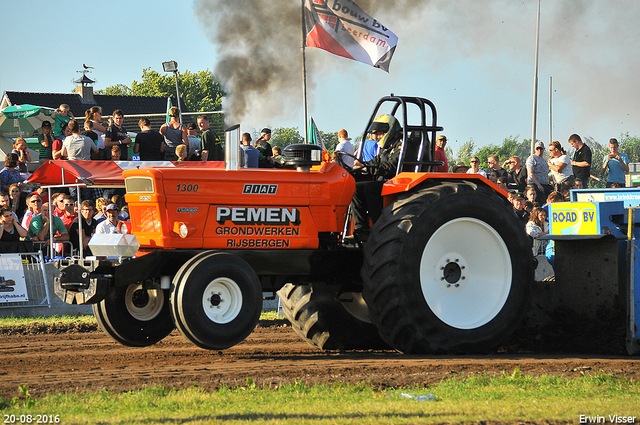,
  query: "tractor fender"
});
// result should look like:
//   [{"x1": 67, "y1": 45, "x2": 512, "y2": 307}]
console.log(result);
[{"x1": 381, "y1": 172, "x2": 508, "y2": 207}]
